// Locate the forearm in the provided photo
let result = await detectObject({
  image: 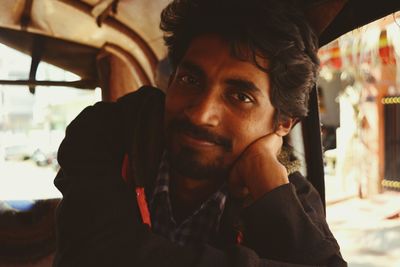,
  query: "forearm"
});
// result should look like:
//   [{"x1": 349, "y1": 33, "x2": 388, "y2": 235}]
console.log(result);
[{"x1": 241, "y1": 174, "x2": 345, "y2": 266}]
